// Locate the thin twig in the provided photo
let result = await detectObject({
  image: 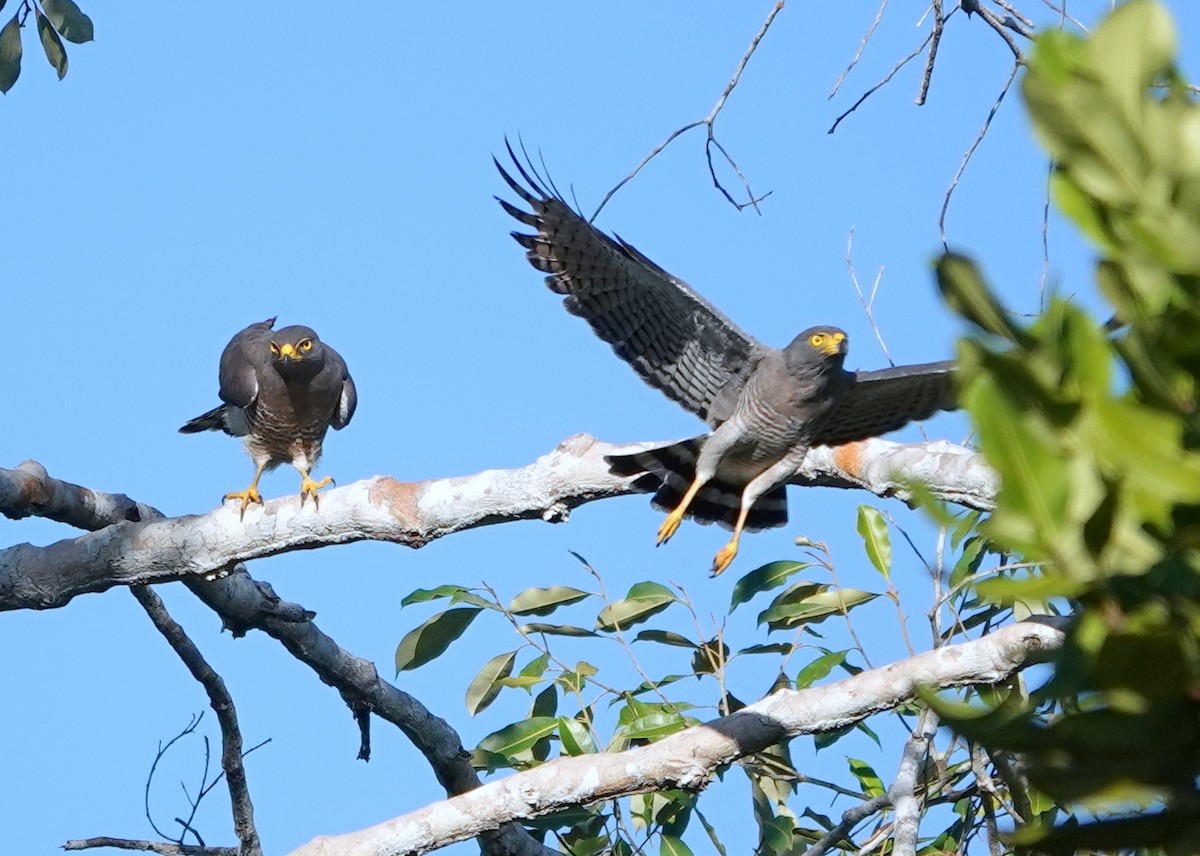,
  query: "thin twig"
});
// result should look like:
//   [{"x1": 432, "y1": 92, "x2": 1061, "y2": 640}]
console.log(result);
[
  {"x1": 829, "y1": 0, "x2": 890, "y2": 98},
  {"x1": 939, "y1": 62, "x2": 1021, "y2": 249},
  {"x1": 845, "y1": 228, "x2": 895, "y2": 366},
  {"x1": 132, "y1": 586, "x2": 263, "y2": 856},
  {"x1": 916, "y1": 0, "x2": 945, "y2": 106},
  {"x1": 62, "y1": 838, "x2": 237, "y2": 856},
  {"x1": 593, "y1": 1, "x2": 785, "y2": 218},
  {"x1": 804, "y1": 791, "x2": 892, "y2": 856}
]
